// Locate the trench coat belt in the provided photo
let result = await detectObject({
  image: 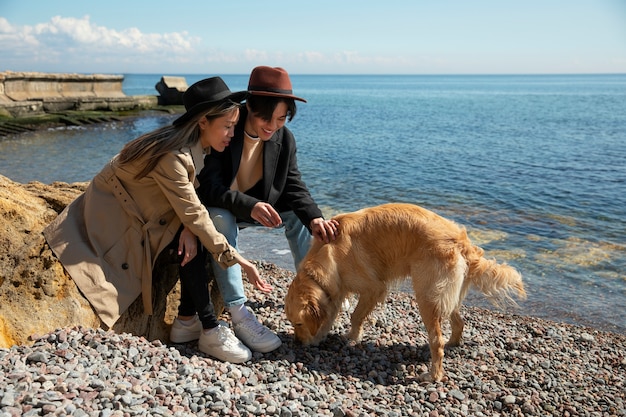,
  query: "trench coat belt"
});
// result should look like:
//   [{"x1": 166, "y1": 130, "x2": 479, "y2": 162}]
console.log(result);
[{"x1": 101, "y1": 163, "x2": 155, "y2": 316}]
